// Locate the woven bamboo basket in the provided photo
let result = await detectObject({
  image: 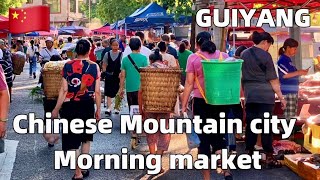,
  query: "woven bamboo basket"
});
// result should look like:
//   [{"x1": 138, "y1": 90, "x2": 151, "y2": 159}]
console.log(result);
[
  {"x1": 12, "y1": 53, "x2": 26, "y2": 75},
  {"x1": 42, "y1": 60, "x2": 68, "y2": 99},
  {"x1": 42, "y1": 70, "x2": 62, "y2": 100},
  {"x1": 140, "y1": 68, "x2": 182, "y2": 113}
]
